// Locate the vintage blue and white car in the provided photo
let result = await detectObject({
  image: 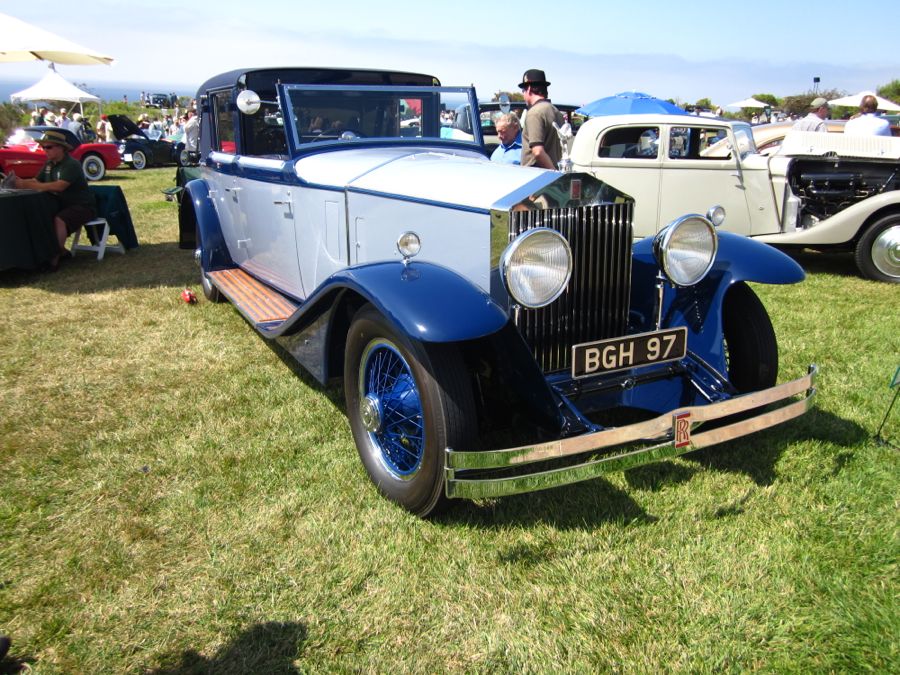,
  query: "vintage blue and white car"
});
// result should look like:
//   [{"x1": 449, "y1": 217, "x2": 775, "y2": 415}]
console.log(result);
[{"x1": 179, "y1": 68, "x2": 817, "y2": 517}]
